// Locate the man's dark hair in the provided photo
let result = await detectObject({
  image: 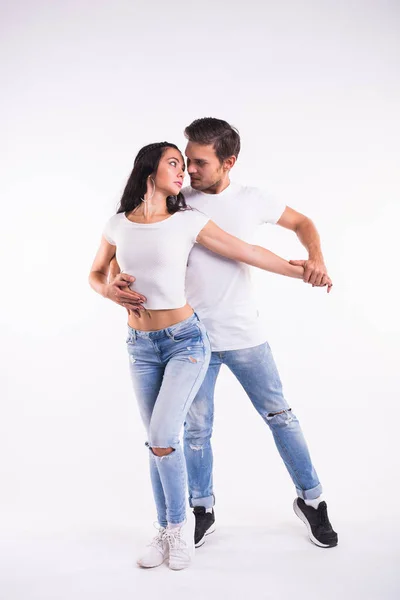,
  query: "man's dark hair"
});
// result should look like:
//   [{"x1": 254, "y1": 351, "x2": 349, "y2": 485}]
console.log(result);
[{"x1": 184, "y1": 117, "x2": 241, "y2": 163}]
